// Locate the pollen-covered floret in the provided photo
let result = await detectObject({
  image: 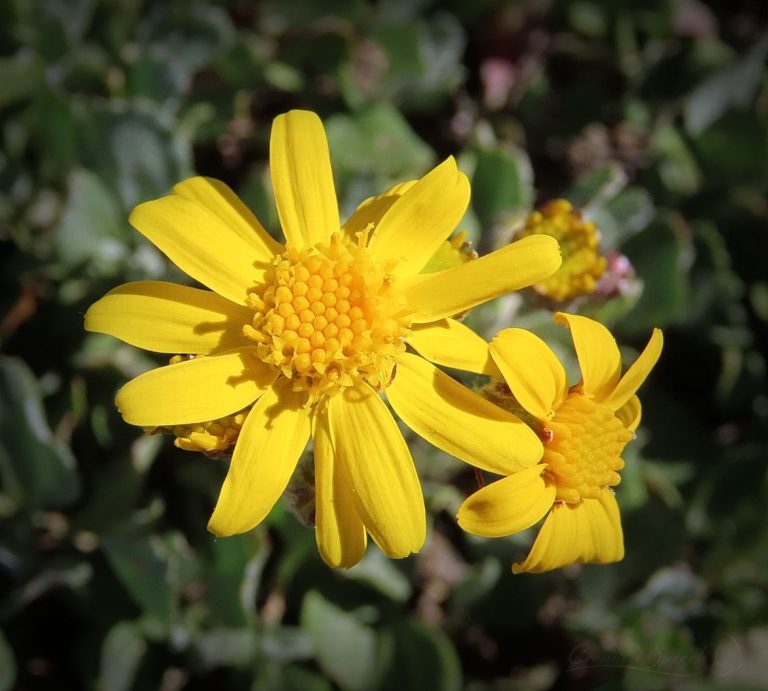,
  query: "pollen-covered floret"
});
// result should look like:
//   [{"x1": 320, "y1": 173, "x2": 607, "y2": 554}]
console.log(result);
[
  {"x1": 243, "y1": 233, "x2": 411, "y2": 400},
  {"x1": 542, "y1": 393, "x2": 632, "y2": 503}
]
